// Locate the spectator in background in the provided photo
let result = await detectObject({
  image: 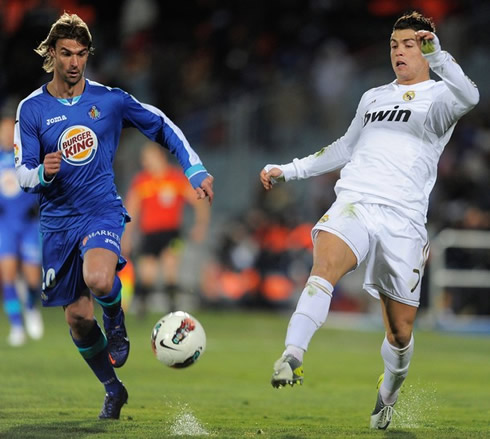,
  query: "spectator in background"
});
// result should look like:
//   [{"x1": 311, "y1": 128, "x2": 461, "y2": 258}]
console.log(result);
[
  {"x1": 122, "y1": 141, "x2": 210, "y2": 315},
  {"x1": 310, "y1": 39, "x2": 356, "y2": 137},
  {"x1": 0, "y1": 109, "x2": 44, "y2": 346}
]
